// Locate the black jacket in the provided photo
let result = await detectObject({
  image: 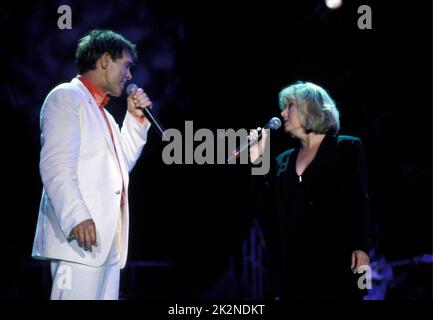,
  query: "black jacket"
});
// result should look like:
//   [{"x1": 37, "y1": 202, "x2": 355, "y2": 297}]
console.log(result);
[{"x1": 255, "y1": 132, "x2": 370, "y2": 300}]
